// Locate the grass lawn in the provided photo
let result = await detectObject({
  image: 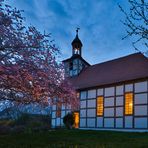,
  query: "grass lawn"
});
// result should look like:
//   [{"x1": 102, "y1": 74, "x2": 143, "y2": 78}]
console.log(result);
[{"x1": 0, "y1": 129, "x2": 148, "y2": 148}]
